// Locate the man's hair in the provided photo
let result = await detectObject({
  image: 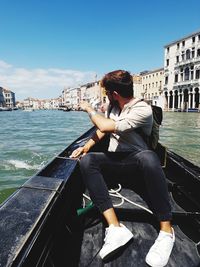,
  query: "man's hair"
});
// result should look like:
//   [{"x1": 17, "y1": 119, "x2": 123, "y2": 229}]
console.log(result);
[{"x1": 101, "y1": 70, "x2": 133, "y2": 98}]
